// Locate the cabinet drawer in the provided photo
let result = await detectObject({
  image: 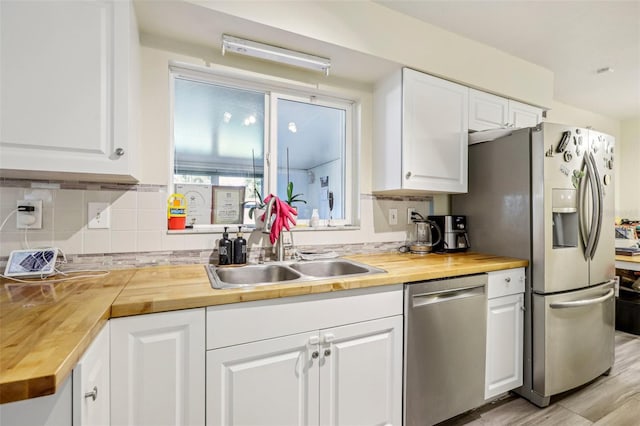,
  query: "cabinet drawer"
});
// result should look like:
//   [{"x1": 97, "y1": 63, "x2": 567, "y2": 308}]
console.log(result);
[
  {"x1": 487, "y1": 268, "x2": 525, "y2": 299},
  {"x1": 206, "y1": 285, "x2": 403, "y2": 350}
]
